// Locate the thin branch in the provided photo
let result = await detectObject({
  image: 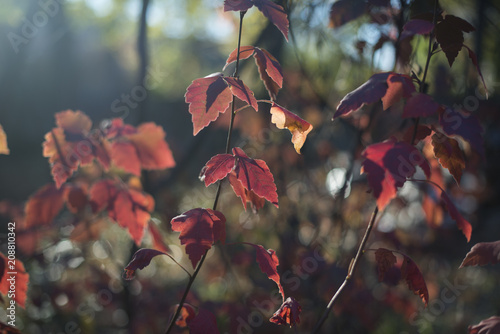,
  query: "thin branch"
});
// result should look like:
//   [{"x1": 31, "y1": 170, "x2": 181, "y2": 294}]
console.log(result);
[{"x1": 164, "y1": 11, "x2": 246, "y2": 334}]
